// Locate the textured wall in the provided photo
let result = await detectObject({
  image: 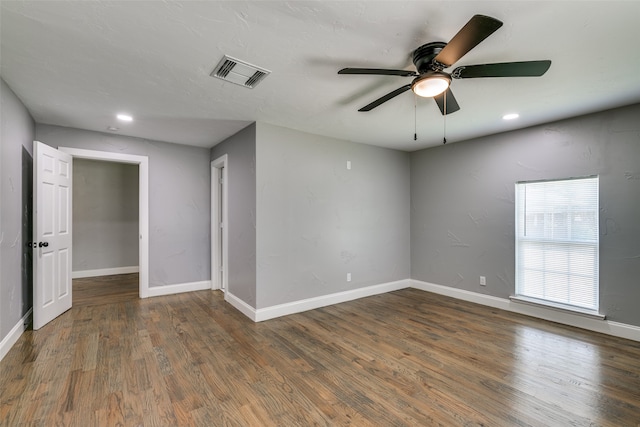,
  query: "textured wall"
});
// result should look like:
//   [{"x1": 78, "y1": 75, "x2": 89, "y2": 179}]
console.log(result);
[
  {"x1": 411, "y1": 103, "x2": 640, "y2": 327},
  {"x1": 36, "y1": 124, "x2": 211, "y2": 287},
  {"x1": 0, "y1": 78, "x2": 35, "y2": 339},
  {"x1": 256, "y1": 123, "x2": 410, "y2": 309},
  {"x1": 72, "y1": 159, "x2": 139, "y2": 272},
  {"x1": 210, "y1": 124, "x2": 257, "y2": 307}
]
